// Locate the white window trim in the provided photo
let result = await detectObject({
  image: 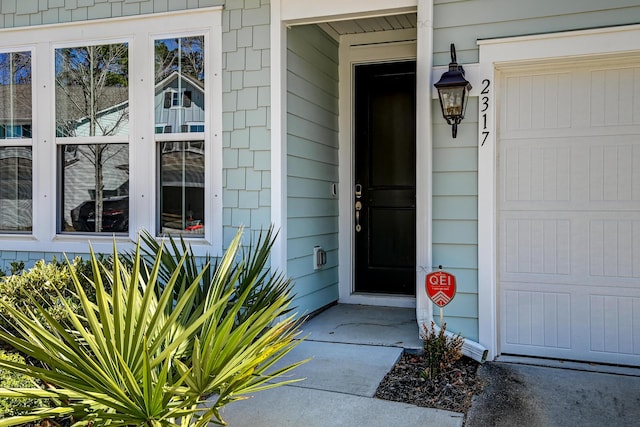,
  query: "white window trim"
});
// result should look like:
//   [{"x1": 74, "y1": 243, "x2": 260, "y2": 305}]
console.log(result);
[
  {"x1": 0, "y1": 8, "x2": 223, "y2": 256},
  {"x1": 476, "y1": 23, "x2": 640, "y2": 360}
]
